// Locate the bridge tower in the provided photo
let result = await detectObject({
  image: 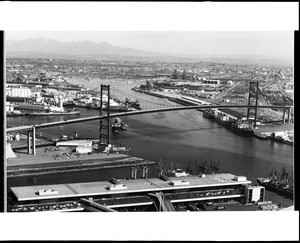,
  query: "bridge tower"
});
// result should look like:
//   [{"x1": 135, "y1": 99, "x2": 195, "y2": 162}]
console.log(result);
[
  {"x1": 247, "y1": 81, "x2": 259, "y2": 128},
  {"x1": 99, "y1": 84, "x2": 110, "y2": 145}
]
